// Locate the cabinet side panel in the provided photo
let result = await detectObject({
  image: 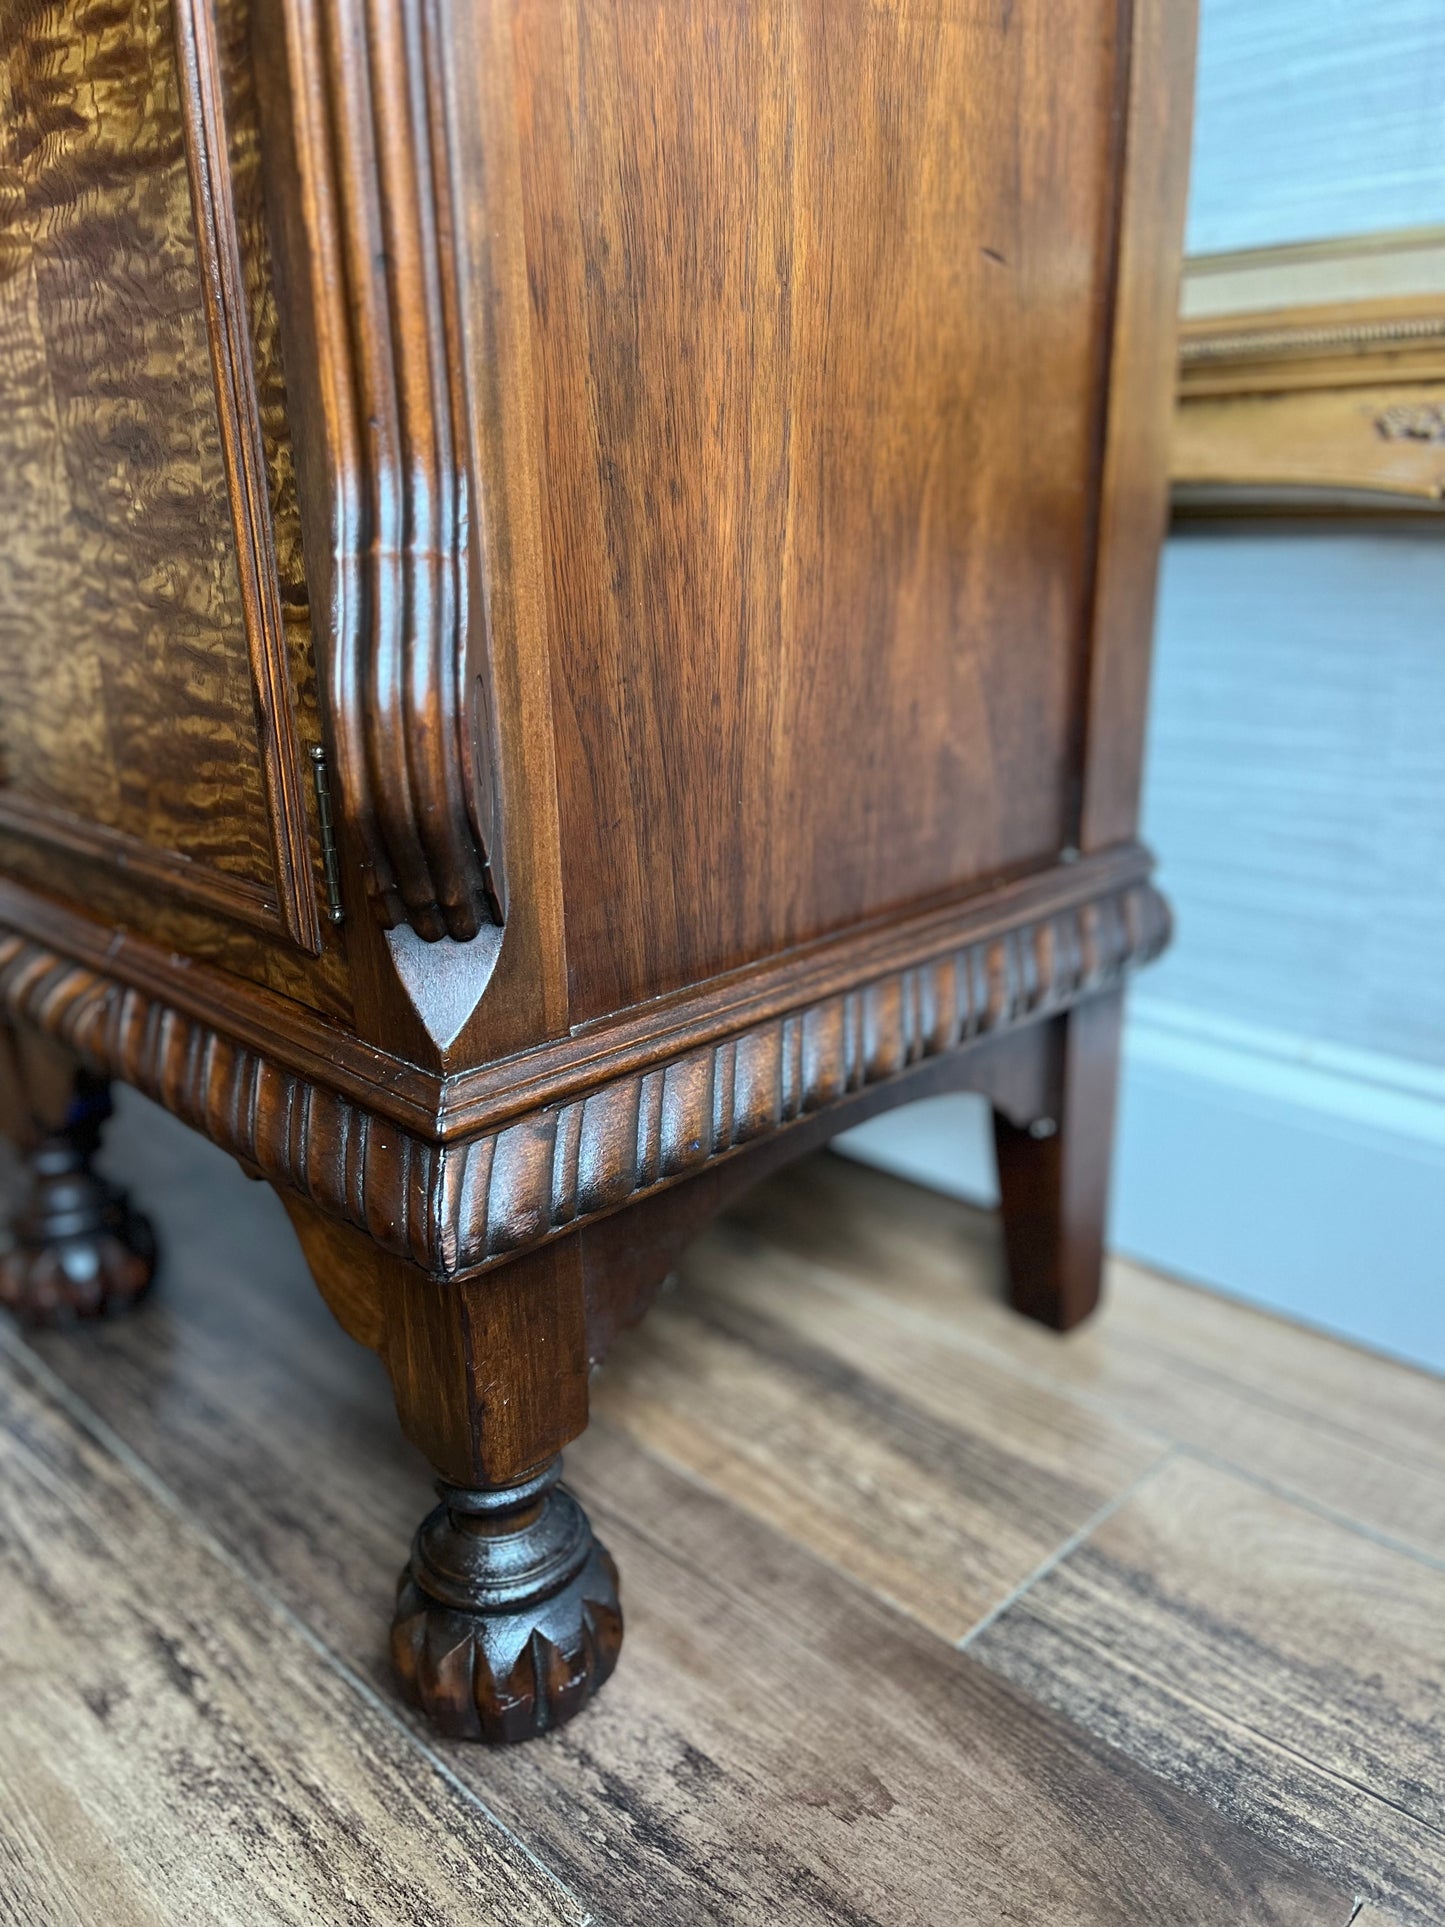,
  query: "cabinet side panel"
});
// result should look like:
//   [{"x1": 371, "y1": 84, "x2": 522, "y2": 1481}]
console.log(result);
[{"x1": 513, "y1": 0, "x2": 1131, "y2": 1022}]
